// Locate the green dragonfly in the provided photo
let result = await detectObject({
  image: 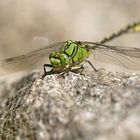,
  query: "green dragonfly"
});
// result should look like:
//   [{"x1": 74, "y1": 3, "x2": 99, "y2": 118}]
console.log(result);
[{"x1": 0, "y1": 21, "x2": 140, "y2": 75}]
